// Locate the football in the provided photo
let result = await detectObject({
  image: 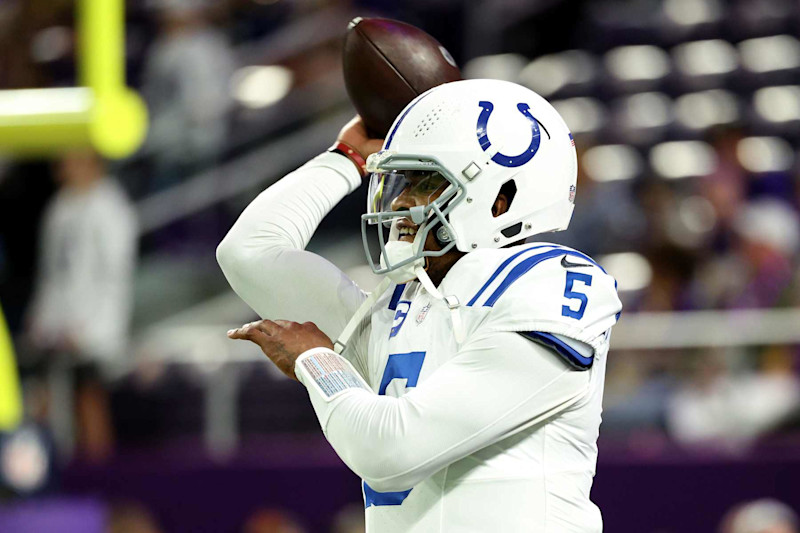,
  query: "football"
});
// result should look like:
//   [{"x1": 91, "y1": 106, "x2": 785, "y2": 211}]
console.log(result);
[{"x1": 343, "y1": 17, "x2": 462, "y2": 138}]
